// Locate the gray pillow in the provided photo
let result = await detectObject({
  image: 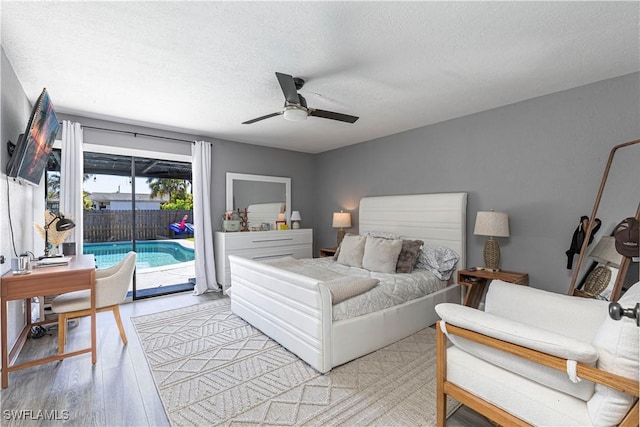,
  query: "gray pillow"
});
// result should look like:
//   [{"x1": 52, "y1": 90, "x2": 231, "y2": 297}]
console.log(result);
[
  {"x1": 396, "y1": 239, "x2": 424, "y2": 273},
  {"x1": 336, "y1": 234, "x2": 367, "y2": 268},
  {"x1": 362, "y1": 236, "x2": 403, "y2": 273},
  {"x1": 415, "y1": 245, "x2": 460, "y2": 280}
]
